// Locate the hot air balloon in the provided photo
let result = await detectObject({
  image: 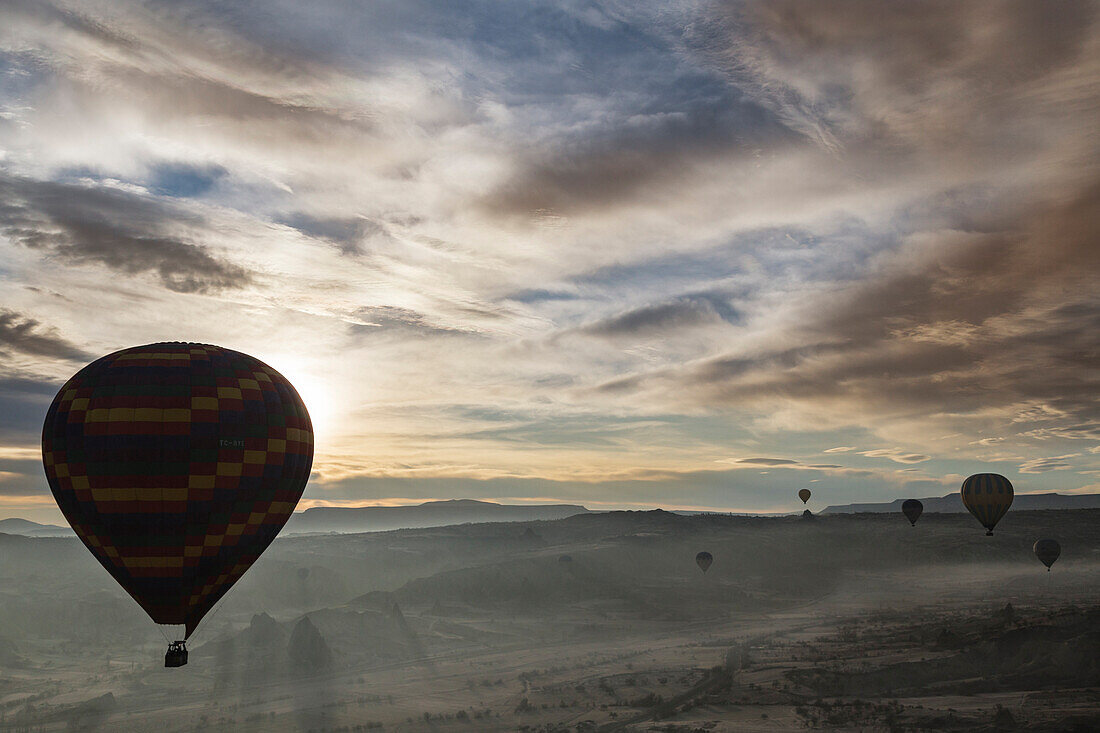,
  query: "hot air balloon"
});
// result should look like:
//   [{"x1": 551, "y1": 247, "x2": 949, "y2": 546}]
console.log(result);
[
  {"x1": 902, "y1": 499, "x2": 923, "y2": 526},
  {"x1": 41, "y1": 343, "x2": 313, "y2": 666},
  {"x1": 695, "y1": 551, "x2": 713, "y2": 573},
  {"x1": 960, "y1": 473, "x2": 1013, "y2": 536},
  {"x1": 558, "y1": 554, "x2": 573, "y2": 564},
  {"x1": 1033, "y1": 539, "x2": 1060, "y2": 571},
  {"x1": 798, "y1": 489, "x2": 811, "y2": 504}
]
